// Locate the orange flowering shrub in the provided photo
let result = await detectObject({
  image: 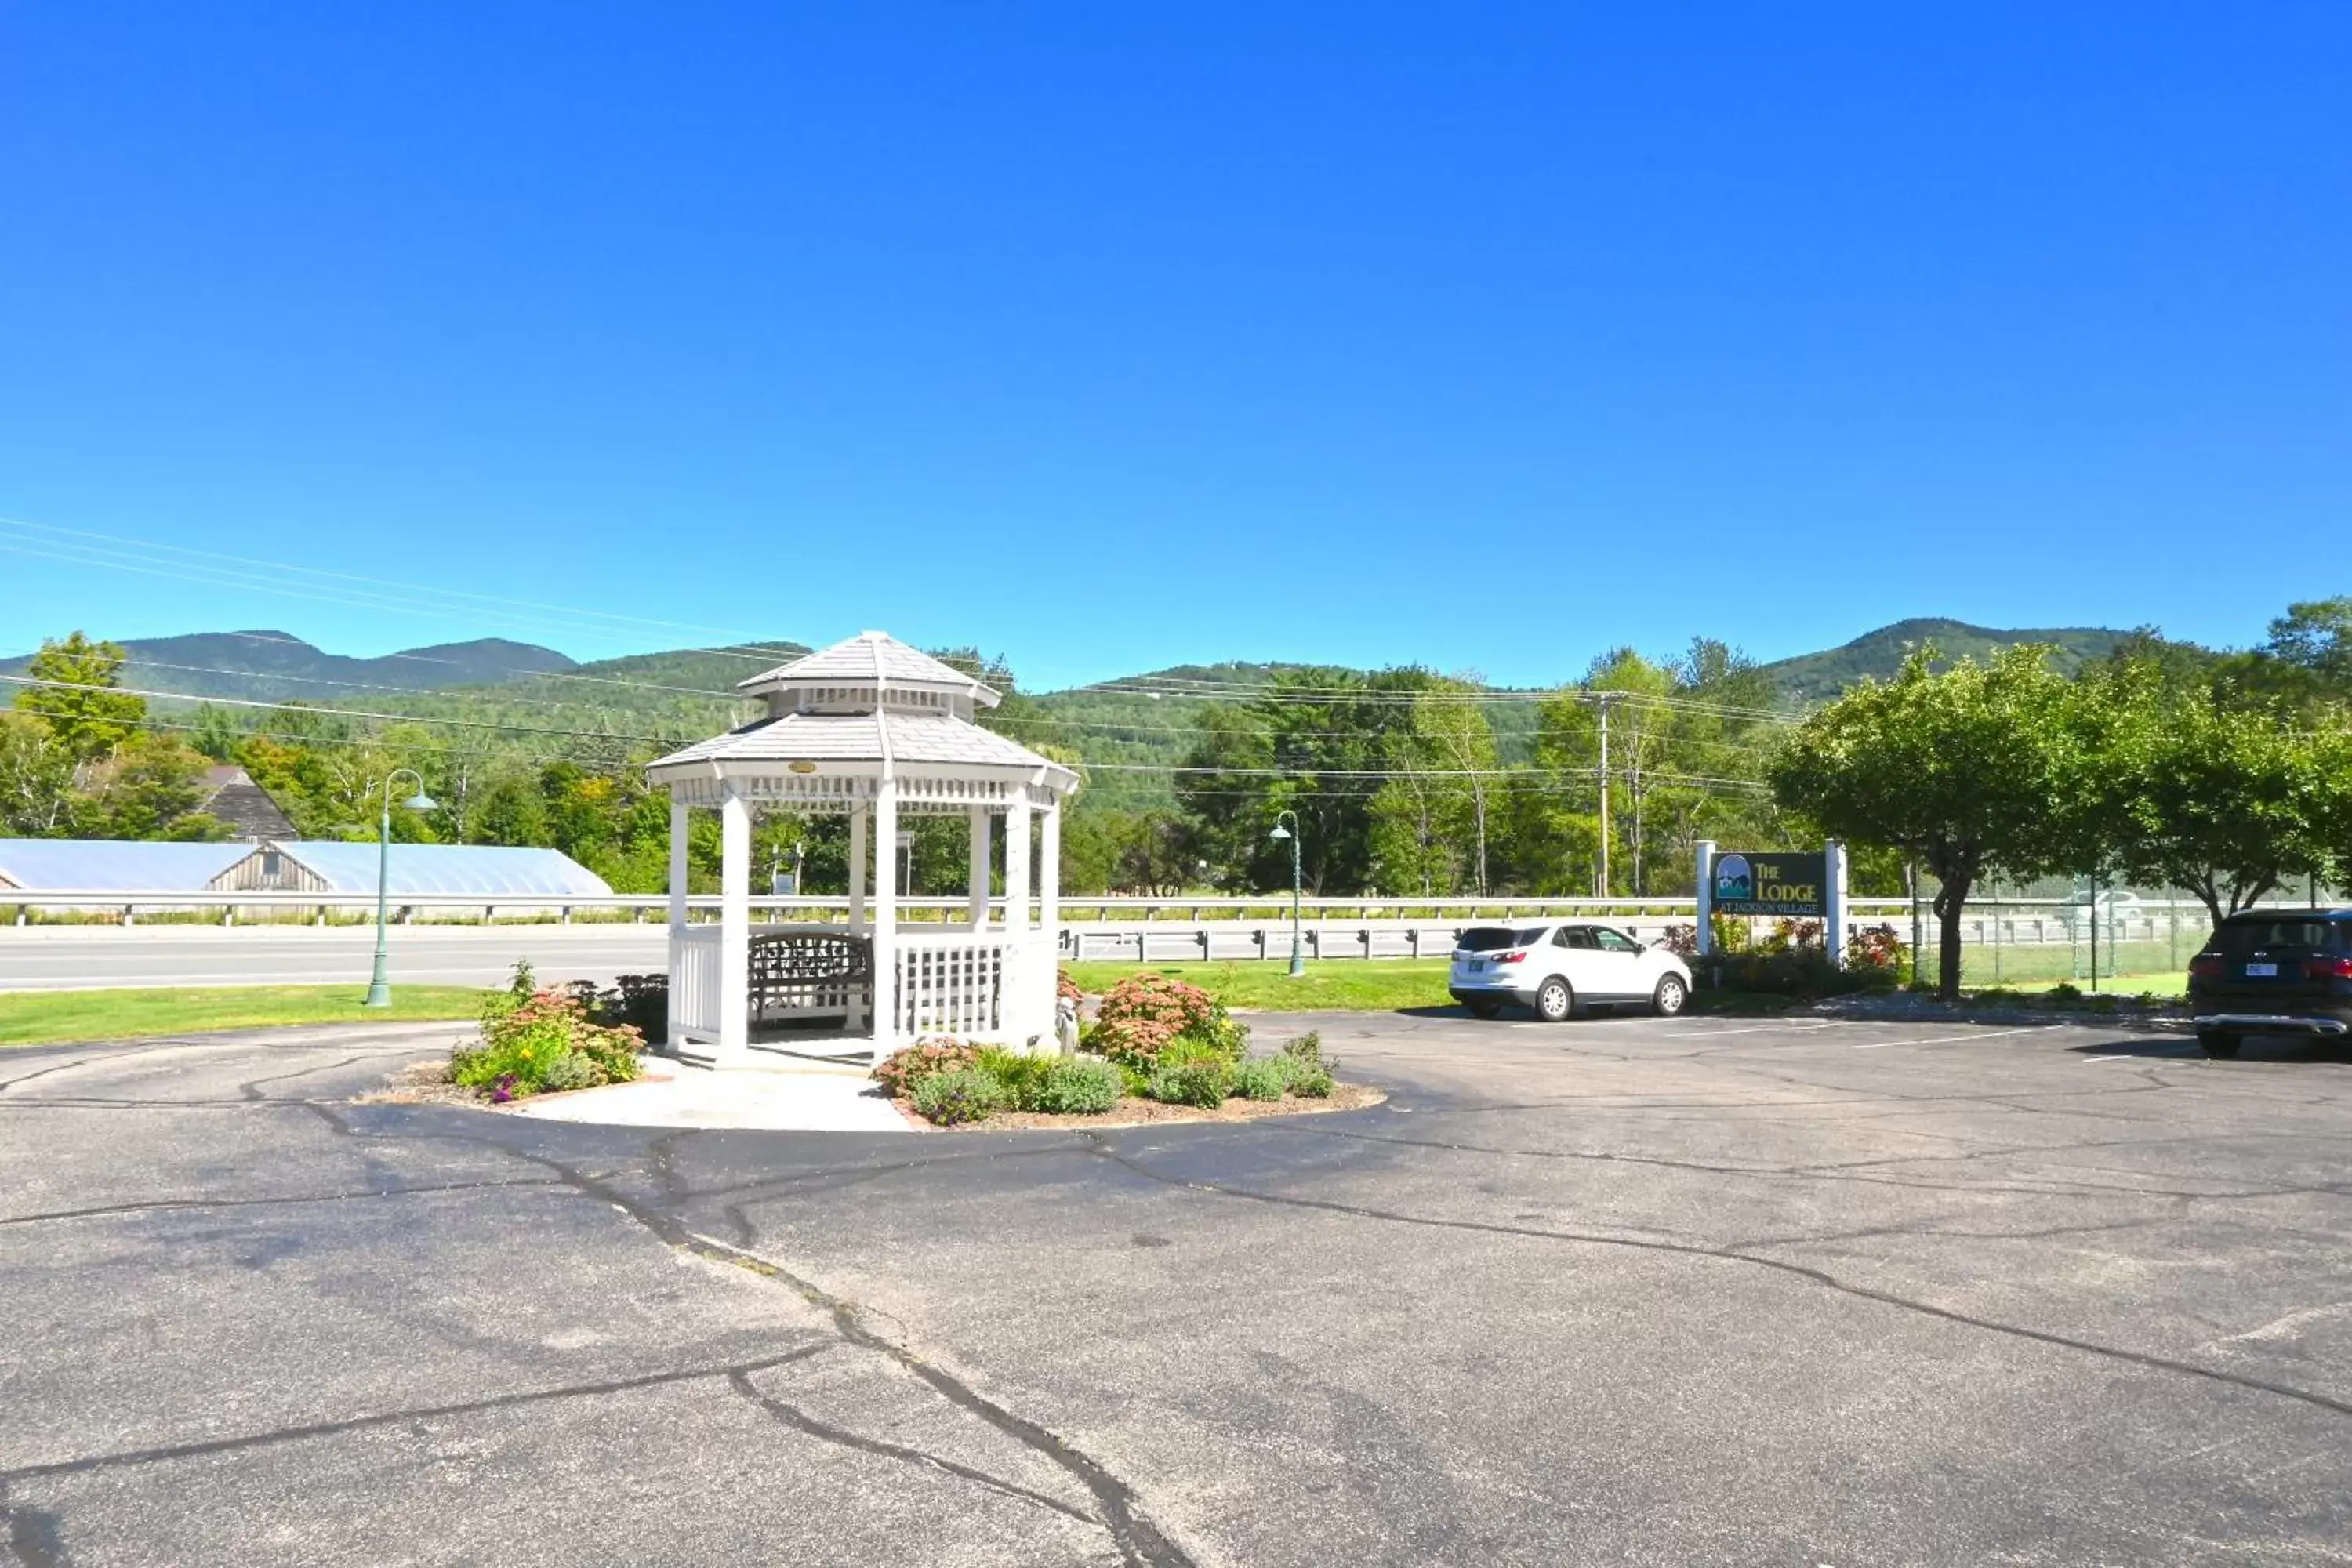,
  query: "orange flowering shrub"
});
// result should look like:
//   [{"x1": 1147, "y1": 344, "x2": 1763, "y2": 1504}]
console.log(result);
[
  {"x1": 873, "y1": 1036, "x2": 983, "y2": 1098},
  {"x1": 1086, "y1": 973, "x2": 1245, "y2": 1068}
]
